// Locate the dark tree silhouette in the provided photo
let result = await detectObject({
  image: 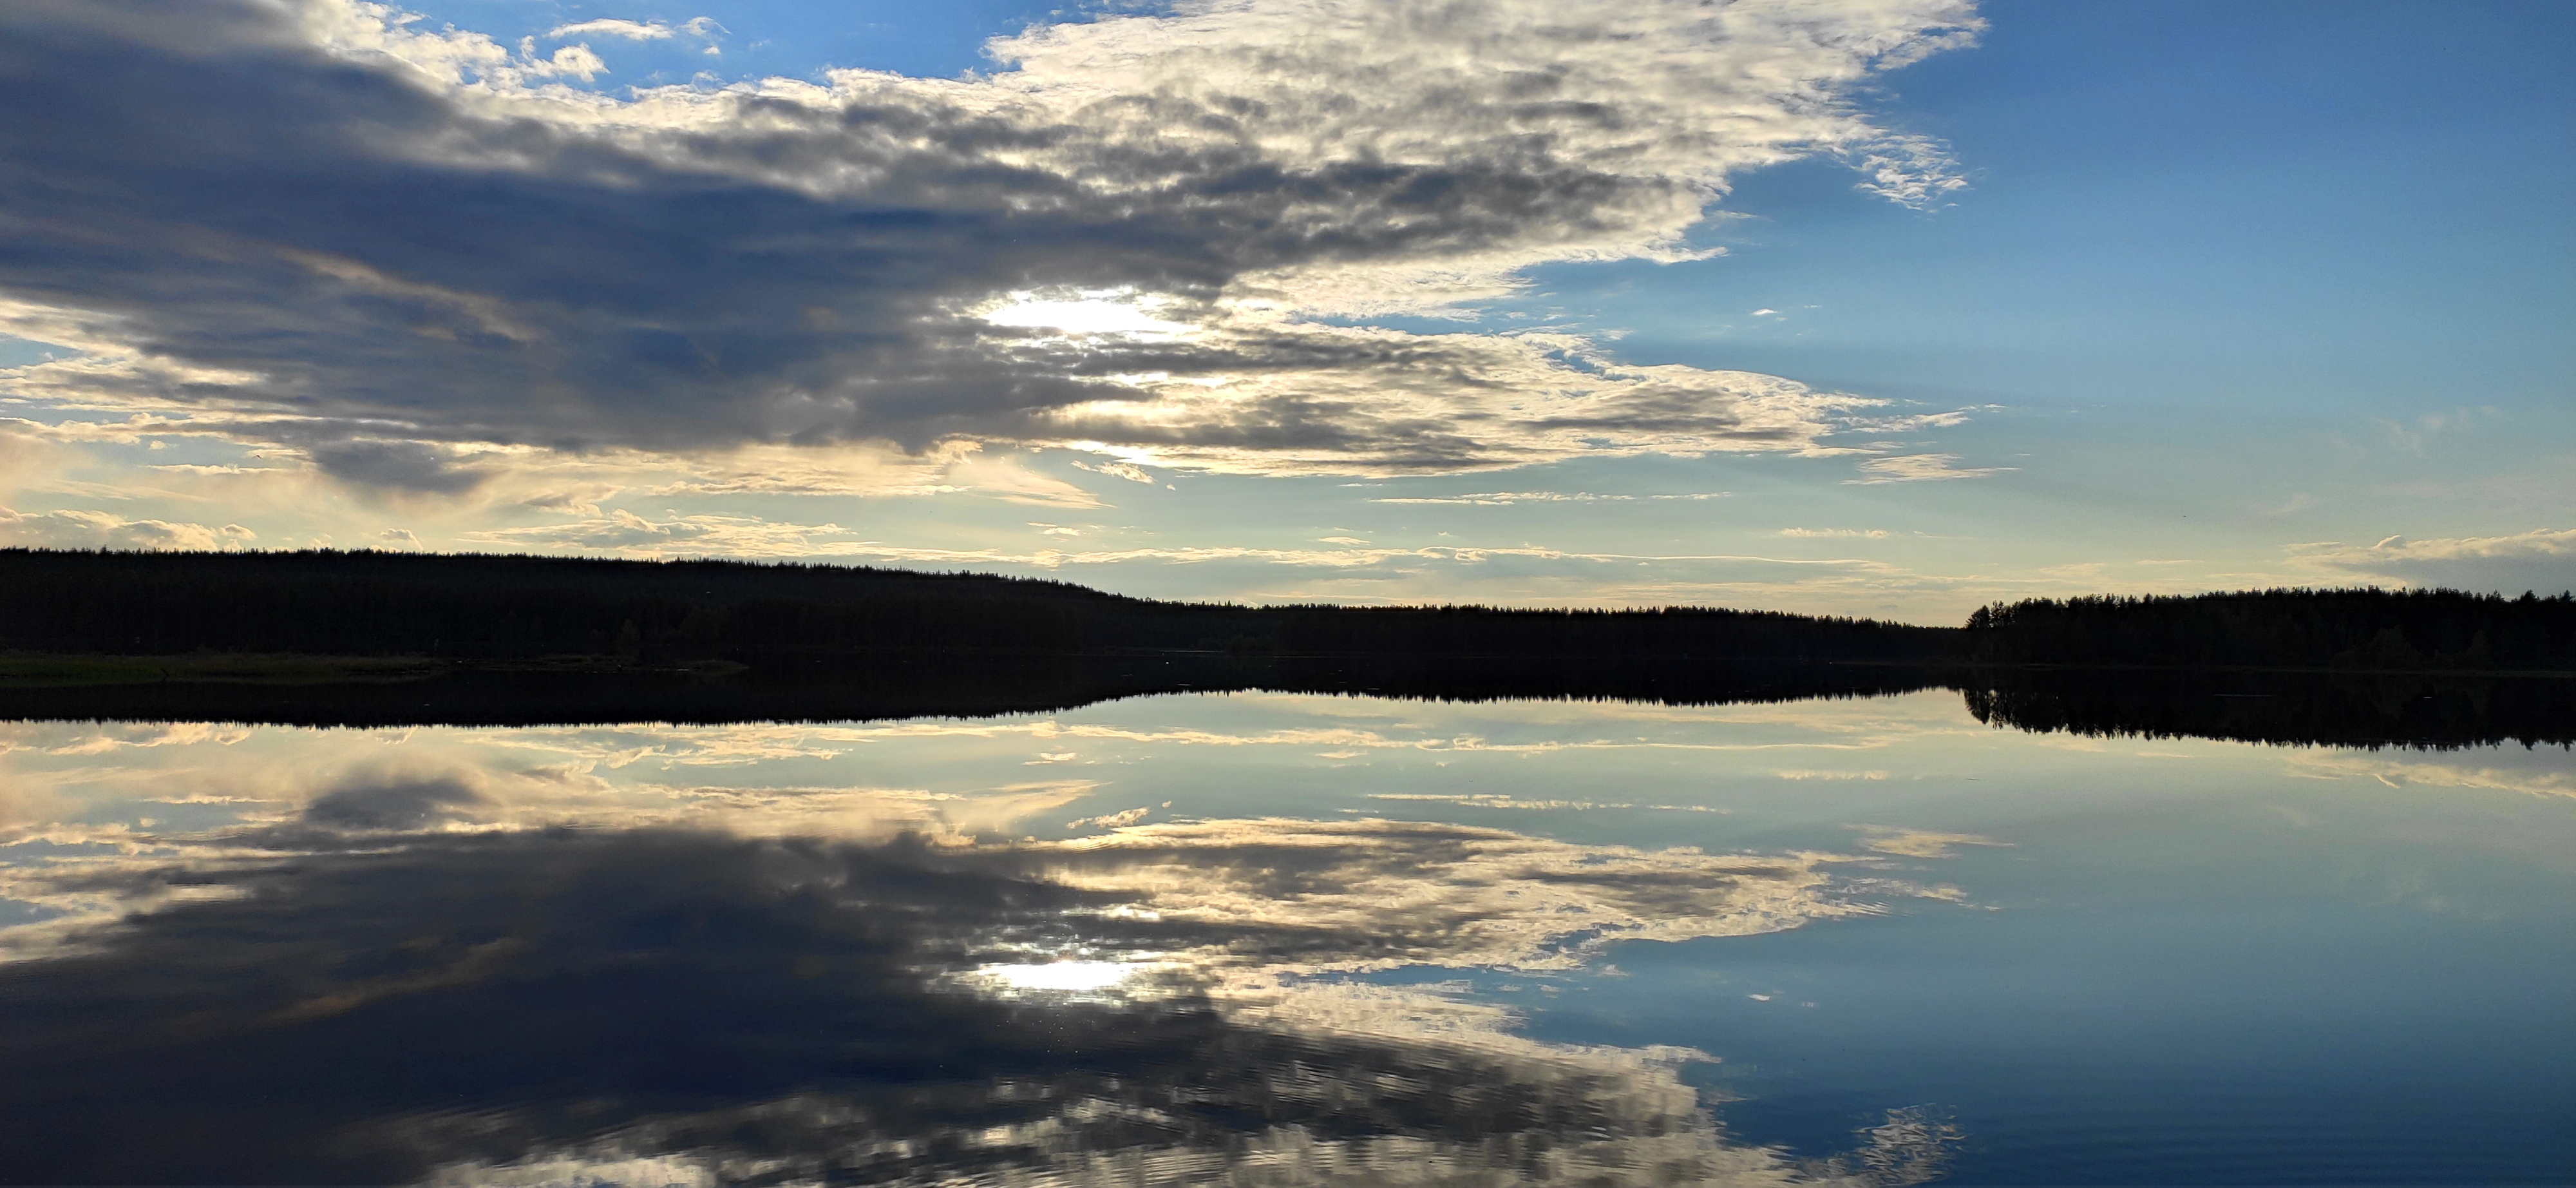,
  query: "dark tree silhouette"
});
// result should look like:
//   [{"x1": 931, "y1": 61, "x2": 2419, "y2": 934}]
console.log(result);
[
  {"x1": 0, "y1": 548, "x2": 1952, "y2": 665},
  {"x1": 1958, "y1": 588, "x2": 2575, "y2": 672}
]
